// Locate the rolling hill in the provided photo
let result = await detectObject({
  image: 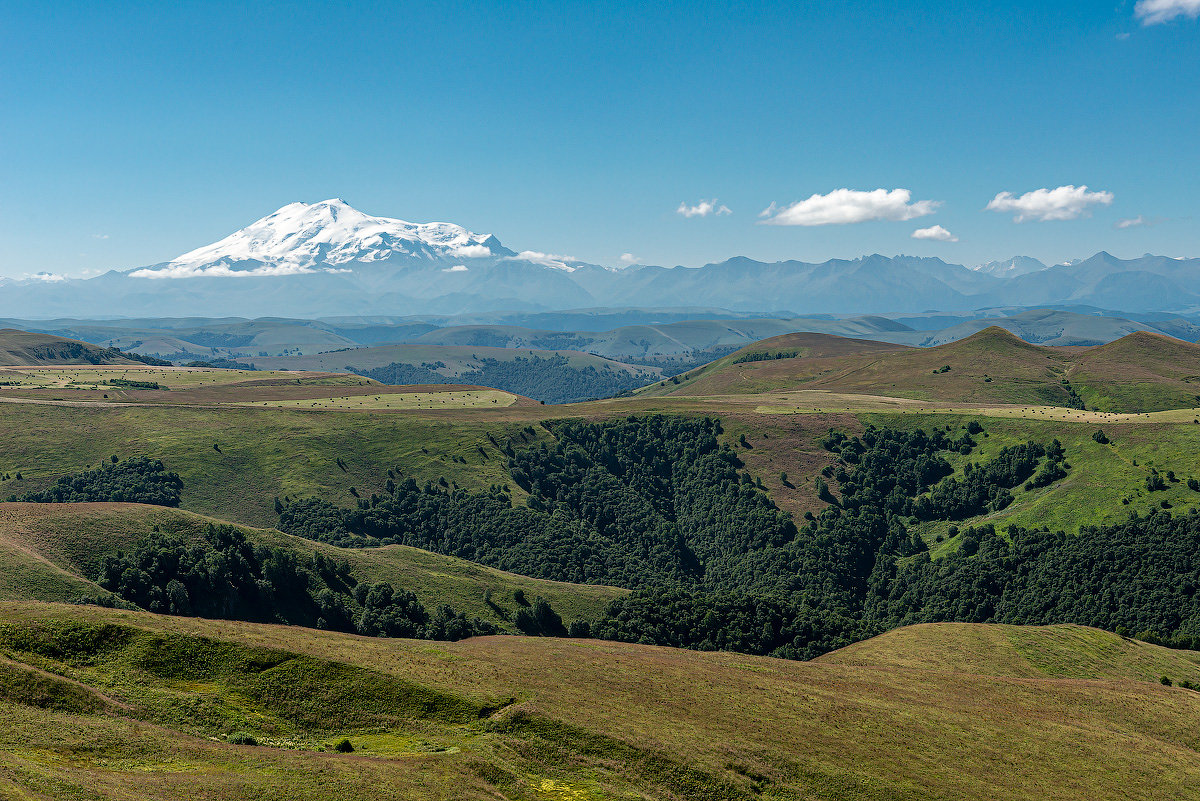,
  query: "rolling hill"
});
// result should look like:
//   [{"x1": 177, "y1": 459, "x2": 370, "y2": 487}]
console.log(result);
[
  {"x1": 645, "y1": 327, "x2": 1200, "y2": 412},
  {"x1": 2, "y1": 603, "x2": 1200, "y2": 800},
  {"x1": 0, "y1": 502, "x2": 622, "y2": 629},
  {"x1": 0, "y1": 329, "x2": 142, "y2": 366}
]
